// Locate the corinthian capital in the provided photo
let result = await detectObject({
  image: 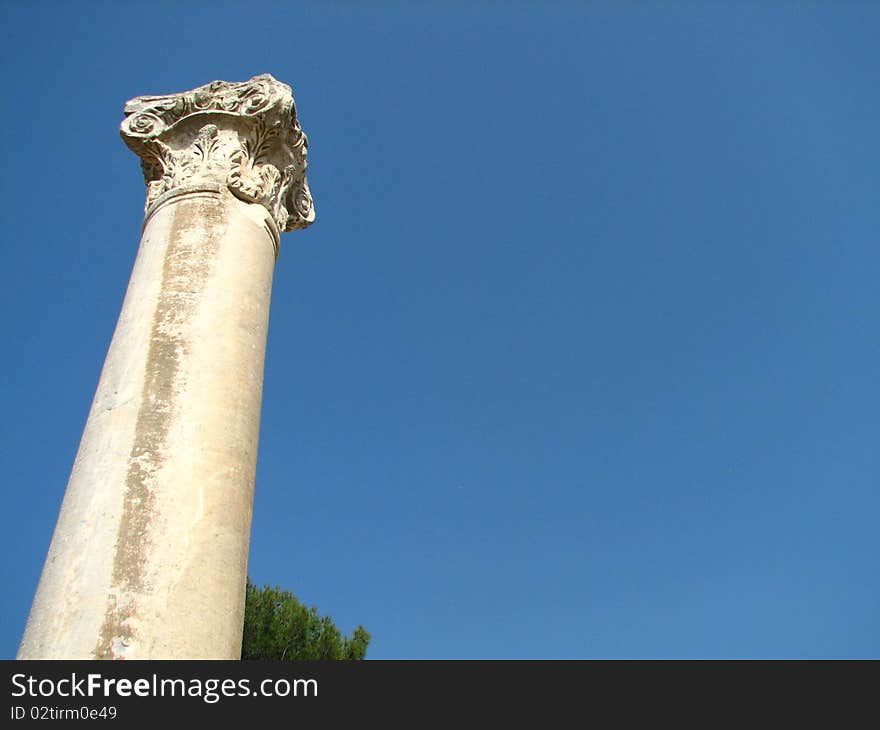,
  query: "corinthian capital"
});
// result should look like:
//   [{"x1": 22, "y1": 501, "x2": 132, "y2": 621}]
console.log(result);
[{"x1": 120, "y1": 74, "x2": 314, "y2": 233}]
